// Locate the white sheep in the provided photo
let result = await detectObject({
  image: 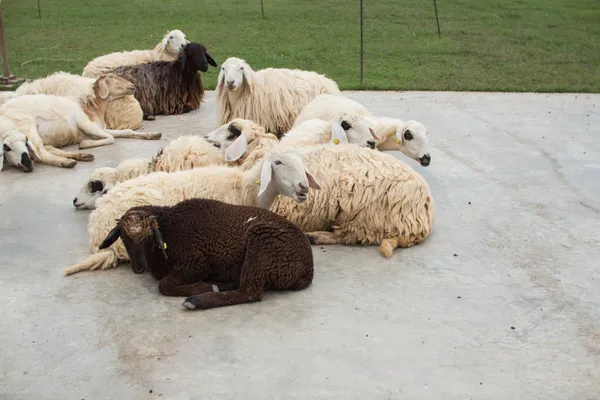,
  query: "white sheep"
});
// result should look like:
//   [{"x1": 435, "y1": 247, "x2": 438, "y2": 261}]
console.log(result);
[
  {"x1": 279, "y1": 117, "x2": 378, "y2": 149},
  {"x1": 0, "y1": 116, "x2": 39, "y2": 172},
  {"x1": 15, "y1": 71, "x2": 143, "y2": 131},
  {"x1": 209, "y1": 131, "x2": 435, "y2": 258},
  {"x1": 294, "y1": 94, "x2": 432, "y2": 166},
  {"x1": 0, "y1": 92, "x2": 161, "y2": 169},
  {"x1": 73, "y1": 119, "x2": 274, "y2": 210},
  {"x1": 216, "y1": 57, "x2": 341, "y2": 138},
  {"x1": 64, "y1": 146, "x2": 321, "y2": 276},
  {"x1": 82, "y1": 30, "x2": 189, "y2": 78}
]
